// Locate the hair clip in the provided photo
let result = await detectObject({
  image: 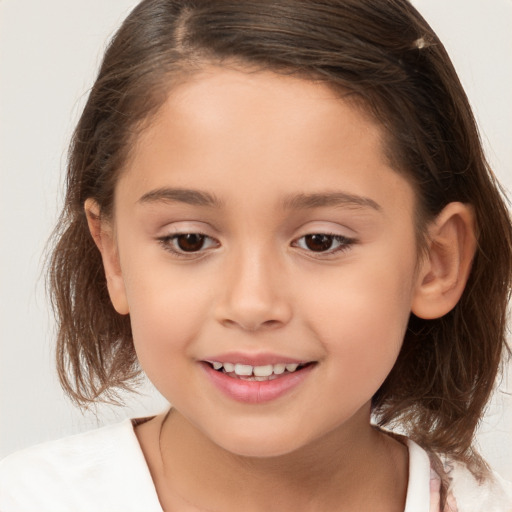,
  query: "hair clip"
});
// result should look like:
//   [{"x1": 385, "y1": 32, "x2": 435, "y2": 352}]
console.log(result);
[{"x1": 413, "y1": 37, "x2": 426, "y2": 50}]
